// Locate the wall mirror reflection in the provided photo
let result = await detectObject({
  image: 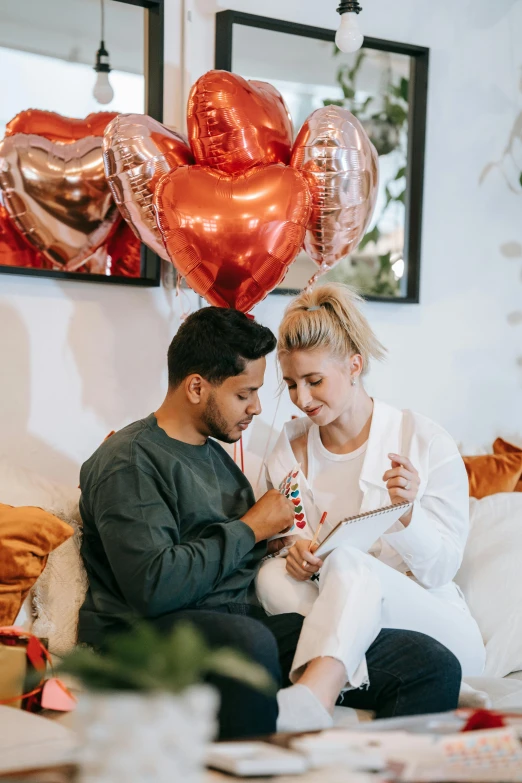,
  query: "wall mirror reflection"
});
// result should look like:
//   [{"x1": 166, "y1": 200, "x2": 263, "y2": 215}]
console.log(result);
[
  {"x1": 216, "y1": 11, "x2": 429, "y2": 302},
  {"x1": 0, "y1": 0, "x2": 163, "y2": 285}
]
